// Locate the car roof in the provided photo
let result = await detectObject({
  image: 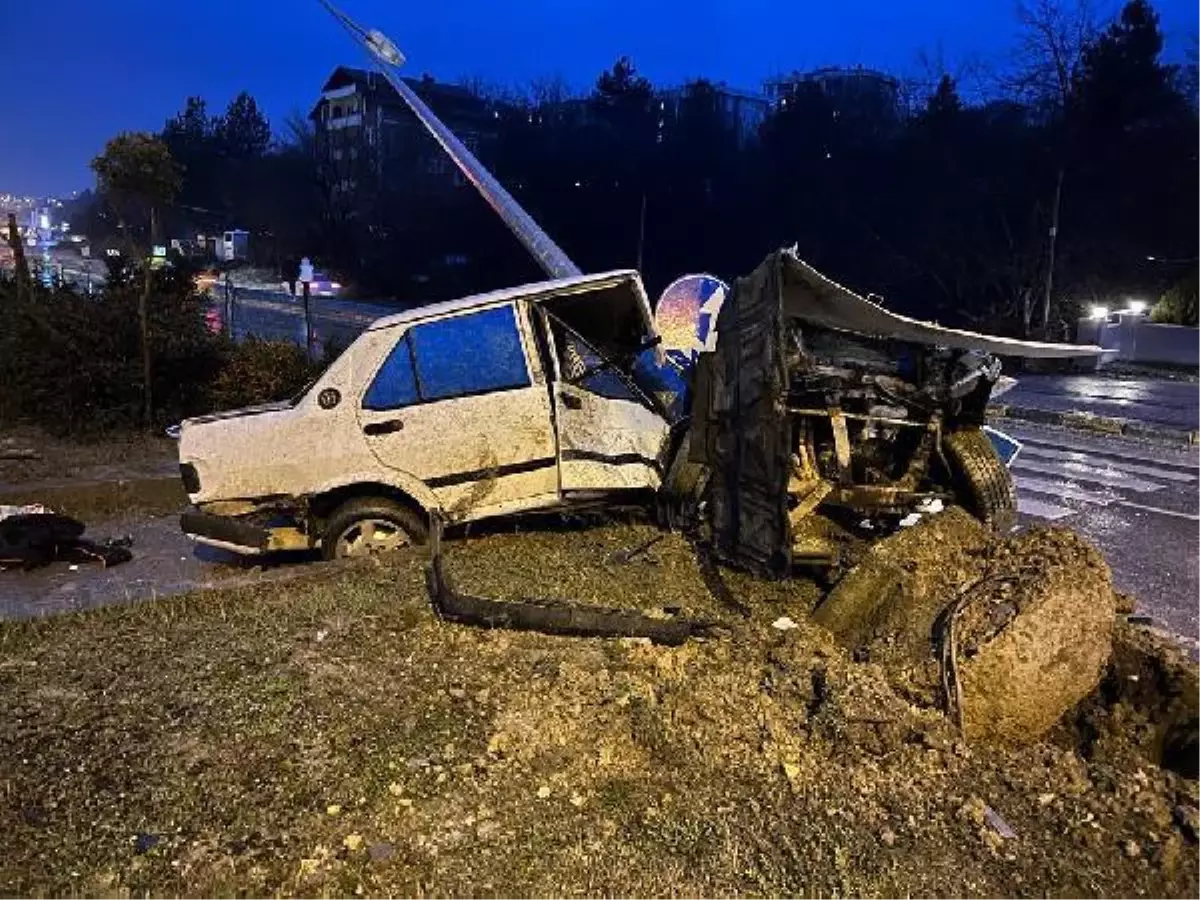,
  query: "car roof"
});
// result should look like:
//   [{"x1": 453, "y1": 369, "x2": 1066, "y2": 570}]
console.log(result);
[{"x1": 366, "y1": 270, "x2": 640, "y2": 332}]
